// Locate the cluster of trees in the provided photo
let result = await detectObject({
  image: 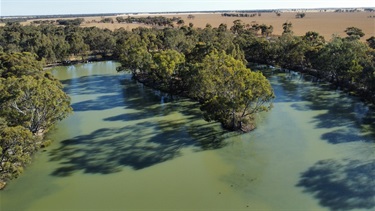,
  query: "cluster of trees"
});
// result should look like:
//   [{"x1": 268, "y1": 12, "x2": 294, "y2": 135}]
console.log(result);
[
  {"x1": 114, "y1": 20, "x2": 374, "y2": 104},
  {"x1": 115, "y1": 24, "x2": 274, "y2": 131},
  {"x1": 335, "y1": 9, "x2": 366, "y2": 13},
  {"x1": 238, "y1": 22, "x2": 375, "y2": 101},
  {"x1": 0, "y1": 22, "x2": 116, "y2": 63},
  {"x1": 1, "y1": 20, "x2": 373, "y2": 127},
  {"x1": 0, "y1": 20, "x2": 373, "y2": 100},
  {"x1": 0, "y1": 52, "x2": 72, "y2": 185},
  {"x1": 32, "y1": 20, "x2": 56, "y2": 25},
  {"x1": 56, "y1": 18, "x2": 85, "y2": 26},
  {"x1": 100, "y1": 17, "x2": 114, "y2": 23},
  {"x1": 295, "y1": 13, "x2": 306, "y2": 18},
  {"x1": 0, "y1": 18, "x2": 28, "y2": 23},
  {"x1": 116, "y1": 16, "x2": 182, "y2": 27}
]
